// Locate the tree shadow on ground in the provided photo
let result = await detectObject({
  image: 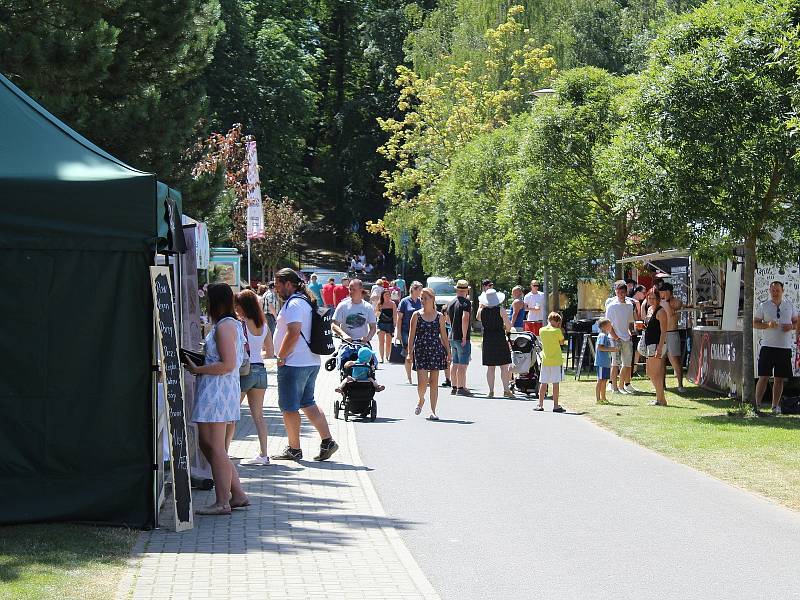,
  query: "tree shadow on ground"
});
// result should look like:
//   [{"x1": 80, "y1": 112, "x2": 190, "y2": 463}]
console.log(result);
[
  {"x1": 0, "y1": 523, "x2": 136, "y2": 585},
  {"x1": 696, "y1": 413, "x2": 800, "y2": 430},
  {"x1": 142, "y1": 402, "x2": 420, "y2": 557}
]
